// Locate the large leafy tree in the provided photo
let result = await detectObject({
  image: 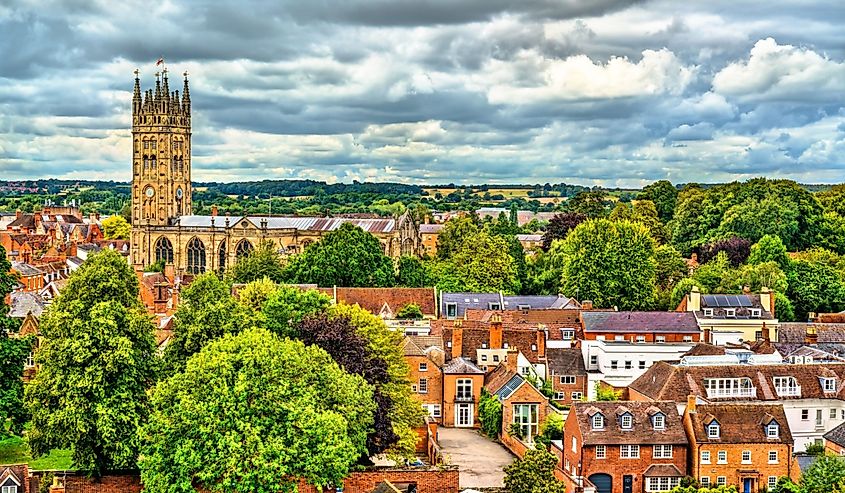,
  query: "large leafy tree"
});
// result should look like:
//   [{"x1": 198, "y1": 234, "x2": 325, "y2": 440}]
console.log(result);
[
  {"x1": 396, "y1": 255, "x2": 429, "y2": 287},
  {"x1": 557, "y1": 219, "x2": 657, "y2": 310},
  {"x1": 26, "y1": 249, "x2": 158, "y2": 474},
  {"x1": 800, "y1": 454, "x2": 845, "y2": 493},
  {"x1": 541, "y1": 212, "x2": 586, "y2": 251},
  {"x1": 566, "y1": 190, "x2": 611, "y2": 218},
  {"x1": 698, "y1": 236, "x2": 752, "y2": 267},
  {"x1": 637, "y1": 179, "x2": 678, "y2": 223},
  {"x1": 0, "y1": 245, "x2": 33, "y2": 435},
  {"x1": 284, "y1": 223, "x2": 395, "y2": 287},
  {"x1": 140, "y1": 328, "x2": 376, "y2": 493},
  {"x1": 448, "y1": 231, "x2": 521, "y2": 293},
  {"x1": 503, "y1": 447, "x2": 567, "y2": 493},
  {"x1": 748, "y1": 234, "x2": 790, "y2": 270},
  {"x1": 610, "y1": 200, "x2": 666, "y2": 243},
  {"x1": 164, "y1": 273, "x2": 252, "y2": 372},
  {"x1": 262, "y1": 286, "x2": 332, "y2": 338},
  {"x1": 436, "y1": 216, "x2": 479, "y2": 259},
  {"x1": 101, "y1": 215, "x2": 131, "y2": 240},
  {"x1": 787, "y1": 259, "x2": 845, "y2": 321},
  {"x1": 227, "y1": 240, "x2": 286, "y2": 283}
]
